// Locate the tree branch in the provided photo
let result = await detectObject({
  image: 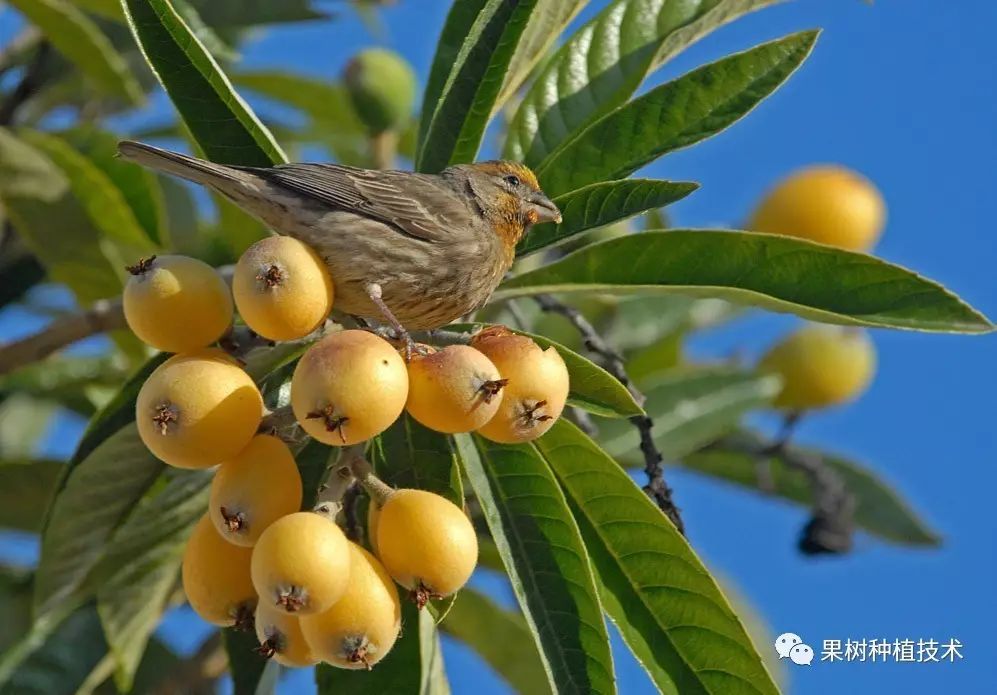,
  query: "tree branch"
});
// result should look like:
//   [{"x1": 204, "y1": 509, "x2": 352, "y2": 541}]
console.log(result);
[
  {"x1": 753, "y1": 416, "x2": 855, "y2": 554},
  {"x1": 0, "y1": 297, "x2": 126, "y2": 375},
  {"x1": 534, "y1": 294, "x2": 685, "y2": 534}
]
